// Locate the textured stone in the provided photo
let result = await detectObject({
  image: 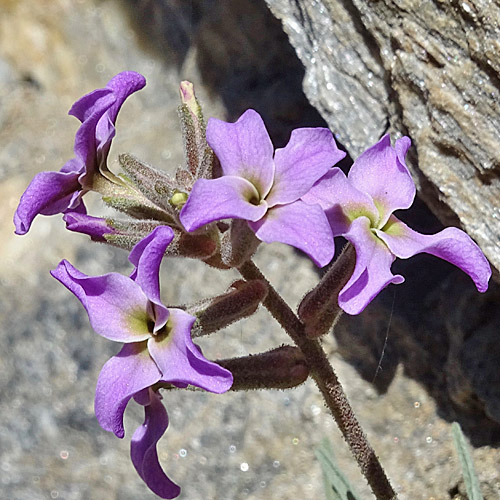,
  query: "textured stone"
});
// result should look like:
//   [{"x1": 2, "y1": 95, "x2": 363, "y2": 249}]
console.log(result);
[{"x1": 265, "y1": 0, "x2": 500, "y2": 273}]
